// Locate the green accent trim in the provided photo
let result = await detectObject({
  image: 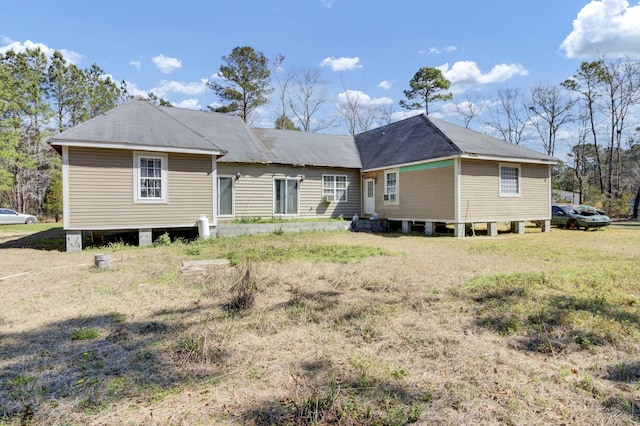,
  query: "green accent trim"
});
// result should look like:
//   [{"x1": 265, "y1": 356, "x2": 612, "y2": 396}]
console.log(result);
[{"x1": 400, "y1": 159, "x2": 454, "y2": 172}]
